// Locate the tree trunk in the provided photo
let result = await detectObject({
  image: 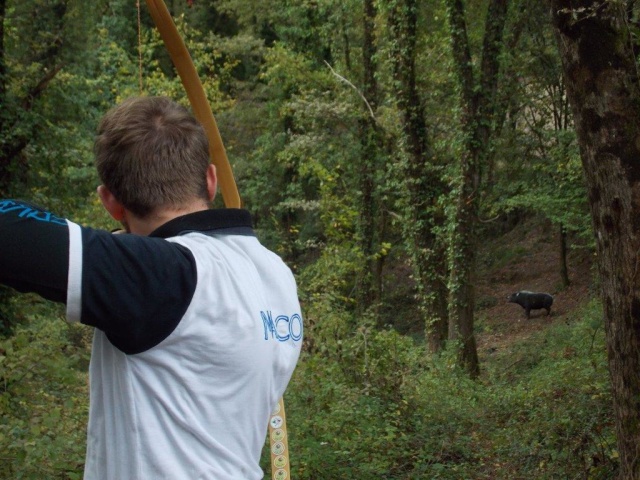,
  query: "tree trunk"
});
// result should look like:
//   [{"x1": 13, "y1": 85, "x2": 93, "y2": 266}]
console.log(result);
[
  {"x1": 341, "y1": 5, "x2": 352, "y2": 74},
  {"x1": 387, "y1": 0, "x2": 448, "y2": 352},
  {"x1": 559, "y1": 223, "x2": 570, "y2": 287},
  {"x1": 446, "y1": 0, "x2": 509, "y2": 377},
  {"x1": 549, "y1": 2, "x2": 640, "y2": 478},
  {"x1": 356, "y1": 0, "x2": 382, "y2": 315}
]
